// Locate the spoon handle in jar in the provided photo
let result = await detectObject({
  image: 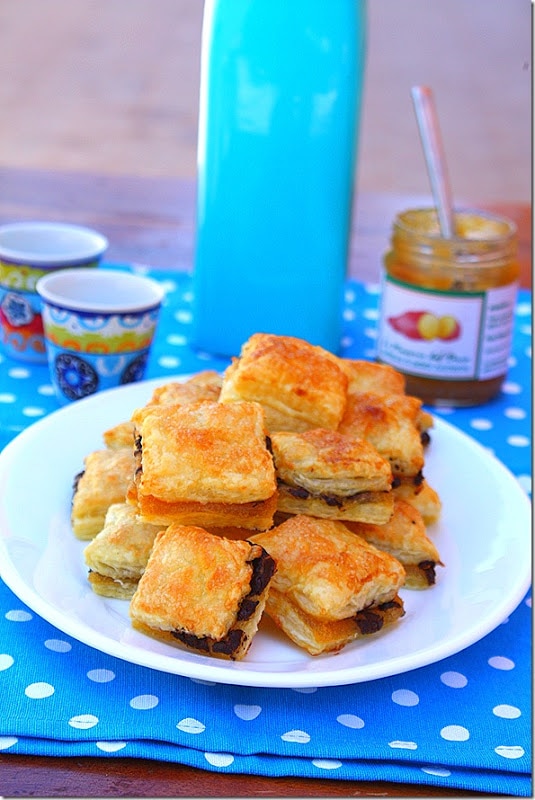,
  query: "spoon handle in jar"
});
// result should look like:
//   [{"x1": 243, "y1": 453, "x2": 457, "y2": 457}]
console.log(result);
[{"x1": 411, "y1": 85, "x2": 455, "y2": 238}]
